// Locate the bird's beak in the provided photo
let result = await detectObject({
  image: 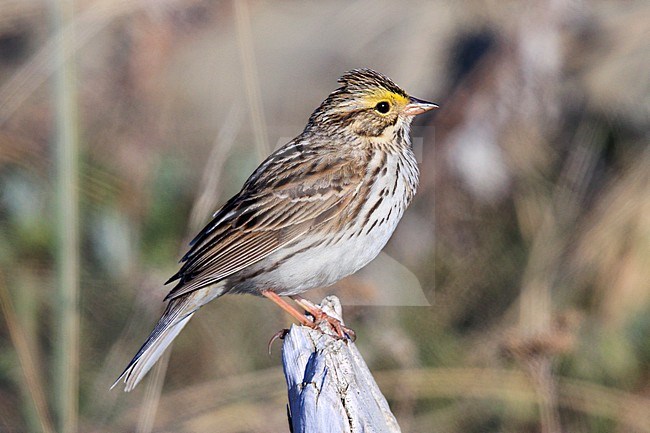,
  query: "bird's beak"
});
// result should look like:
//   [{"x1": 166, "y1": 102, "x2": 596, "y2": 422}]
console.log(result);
[{"x1": 404, "y1": 97, "x2": 439, "y2": 116}]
